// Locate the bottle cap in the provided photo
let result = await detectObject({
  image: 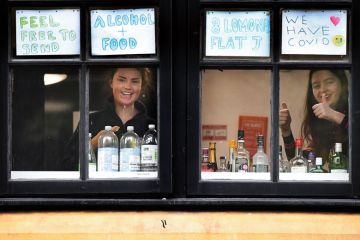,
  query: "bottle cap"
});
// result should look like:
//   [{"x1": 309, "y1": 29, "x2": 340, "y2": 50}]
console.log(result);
[
  {"x1": 335, "y1": 143, "x2": 342, "y2": 152},
  {"x1": 257, "y1": 134, "x2": 264, "y2": 146},
  {"x1": 220, "y1": 156, "x2": 226, "y2": 160},
  {"x1": 308, "y1": 151, "x2": 315, "y2": 159},
  {"x1": 148, "y1": 124, "x2": 155, "y2": 129},
  {"x1": 315, "y1": 157, "x2": 323, "y2": 166},
  {"x1": 229, "y1": 140, "x2": 236, "y2": 148},
  {"x1": 238, "y1": 130, "x2": 245, "y2": 140},
  {"x1": 105, "y1": 126, "x2": 112, "y2": 131},
  {"x1": 295, "y1": 138, "x2": 303, "y2": 147},
  {"x1": 89, "y1": 133, "x2": 92, "y2": 138},
  {"x1": 127, "y1": 126, "x2": 134, "y2": 131}
]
